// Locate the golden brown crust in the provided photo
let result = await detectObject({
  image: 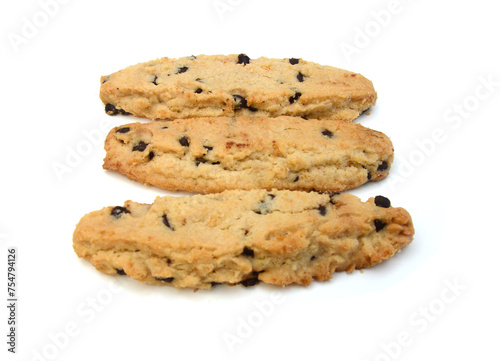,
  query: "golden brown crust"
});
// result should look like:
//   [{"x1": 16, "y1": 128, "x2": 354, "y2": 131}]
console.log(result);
[
  {"x1": 103, "y1": 117, "x2": 393, "y2": 193},
  {"x1": 100, "y1": 55, "x2": 376, "y2": 121},
  {"x1": 73, "y1": 190, "x2": 414, "y2": 289}
]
